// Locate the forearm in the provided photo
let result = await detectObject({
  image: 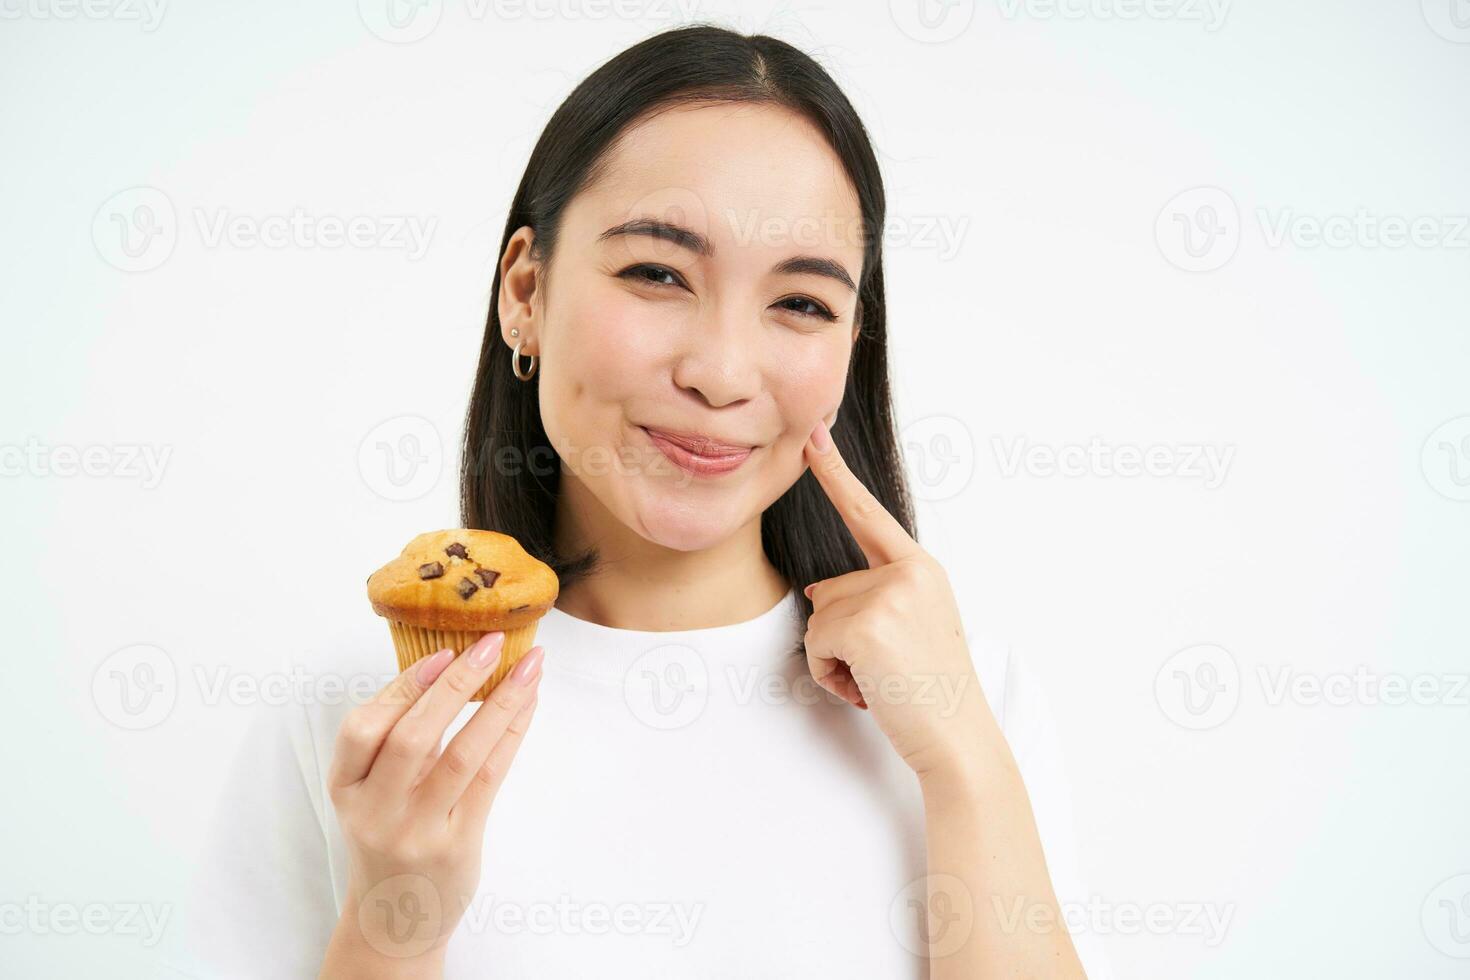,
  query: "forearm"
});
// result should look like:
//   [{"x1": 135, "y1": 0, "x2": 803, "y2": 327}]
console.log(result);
[{"x1": 917, "y1": 722, "x2": 1087, "y2": 980}]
